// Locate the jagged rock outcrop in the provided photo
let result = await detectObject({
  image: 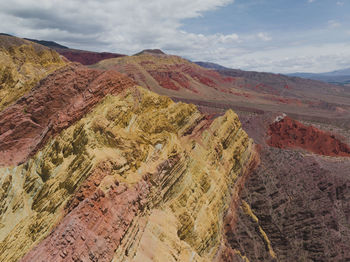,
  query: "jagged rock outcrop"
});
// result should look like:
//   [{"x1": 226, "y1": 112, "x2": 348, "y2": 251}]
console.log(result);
[
  {"x1": 0, "y1": 86, "x2": 258, "y2": 262},
  {"x1": 3, "y1": 35, "x2": 350, "y2": 262},
  {"x1": 219, "y1": 113, "x2": 350, "y2": 262},
  {"x1": 267, "y1": 116, "x2": 350, "y2": 157},
  {"x1": 221, "y1": 146, "x2": 350, "y2": 262},
  {"x1": 0, "y1": 63, "x2": 134, "y2": 166},
  {"x1": 0, "y1": 35, "x2": 65, "y2": 111}
]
